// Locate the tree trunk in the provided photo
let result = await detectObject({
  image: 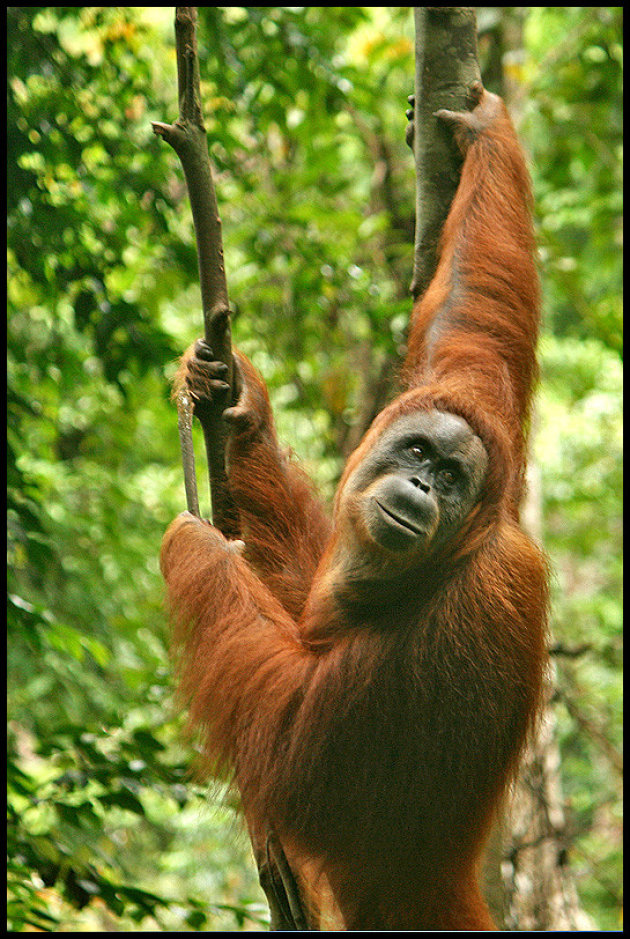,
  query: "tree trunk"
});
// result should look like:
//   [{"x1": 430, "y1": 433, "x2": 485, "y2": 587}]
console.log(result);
[{"x1": 411, "y1": 7, "x2": 481, "y2": 300}]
